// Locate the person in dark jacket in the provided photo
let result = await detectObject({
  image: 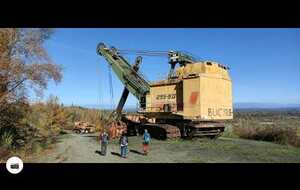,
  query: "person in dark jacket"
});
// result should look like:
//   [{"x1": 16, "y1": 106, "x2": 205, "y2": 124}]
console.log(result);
[
  {"x1": 100, "y1": 131, "x2": 109, "y2": 156},
  {"x1": 142, "y1": 129, "x2": 151, "y2": 155},
  {"x1": 119, "y1": 132, "x2": 128, "y2": 158}
]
